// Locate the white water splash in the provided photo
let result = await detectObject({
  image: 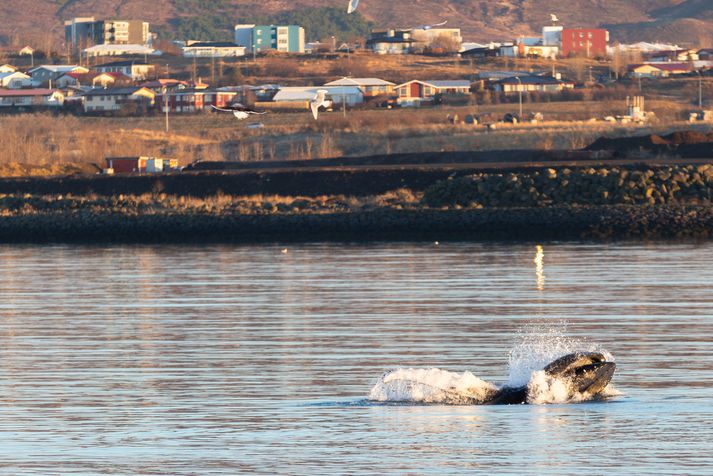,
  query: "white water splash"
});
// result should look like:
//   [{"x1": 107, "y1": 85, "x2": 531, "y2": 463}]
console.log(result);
[
  {"x1": 368, "y1": 323, "x2": 619, "y2": 405},
  {"x1": 506, "y1": 322, "x2": 613, "y2": 387},
  {"x1": 368, "y1": 368, "x2": 498, "y2": 405}
]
